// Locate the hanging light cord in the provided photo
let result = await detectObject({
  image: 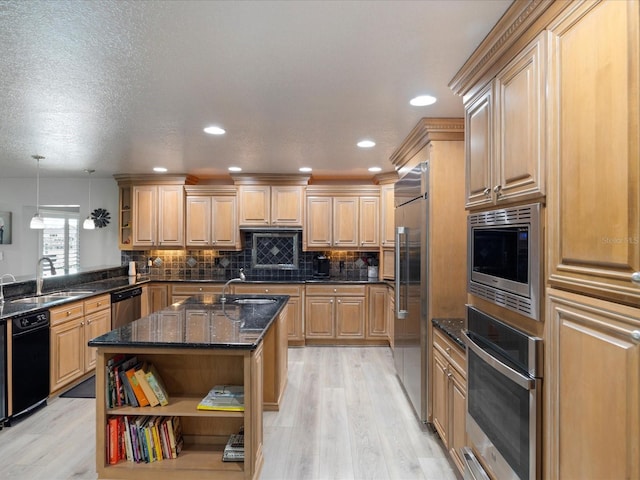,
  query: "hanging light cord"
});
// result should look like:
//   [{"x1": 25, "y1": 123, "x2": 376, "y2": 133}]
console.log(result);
[{"x1": 33, "y1": 155, "x2": 43, "y2": 215}]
